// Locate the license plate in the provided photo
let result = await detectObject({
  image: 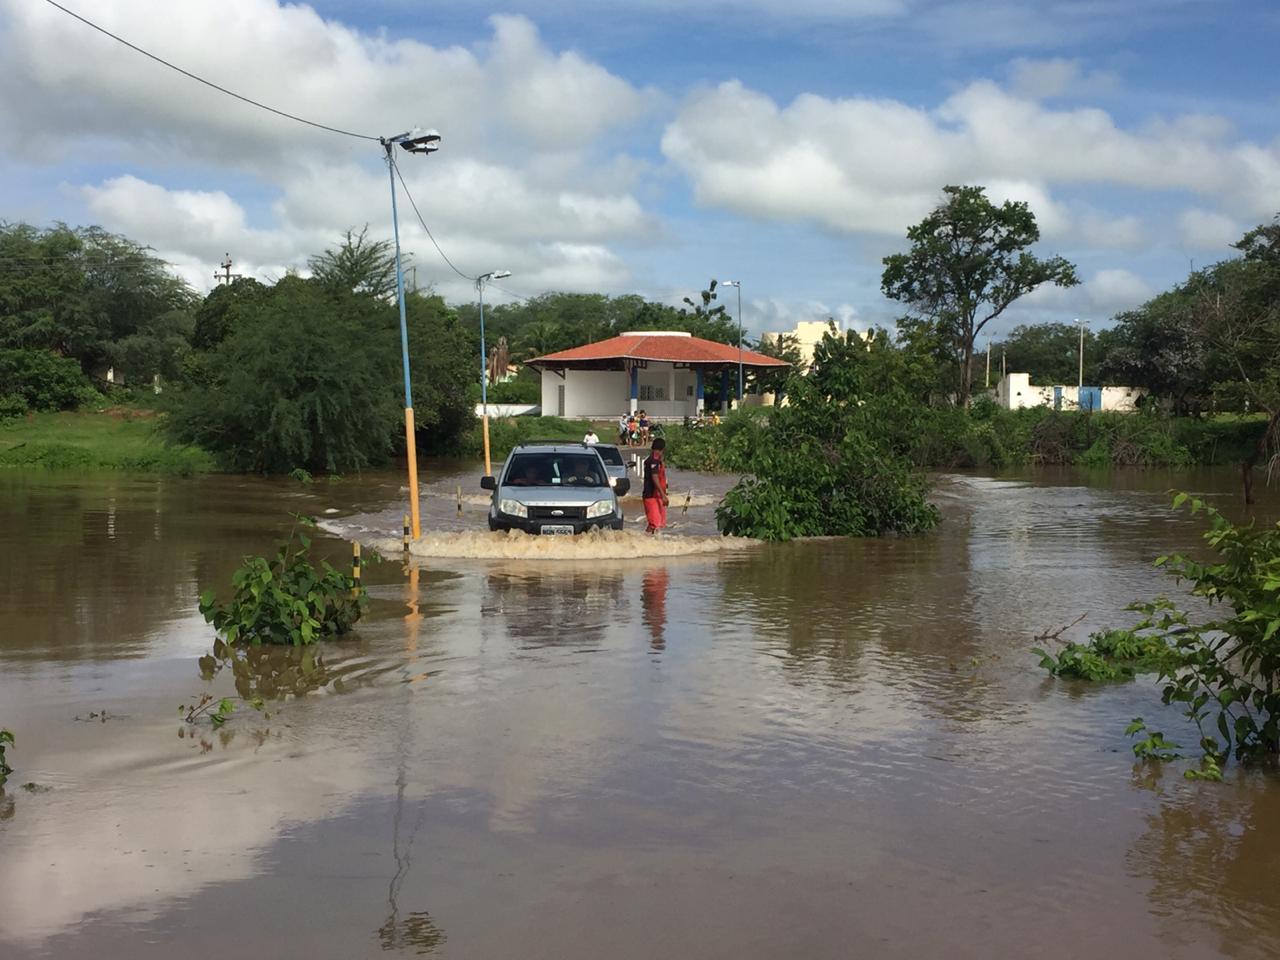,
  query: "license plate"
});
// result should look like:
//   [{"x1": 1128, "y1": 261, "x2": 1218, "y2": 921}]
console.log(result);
[{"x1": 540, "y1": 524, "x2": 575, "y2": 536}]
